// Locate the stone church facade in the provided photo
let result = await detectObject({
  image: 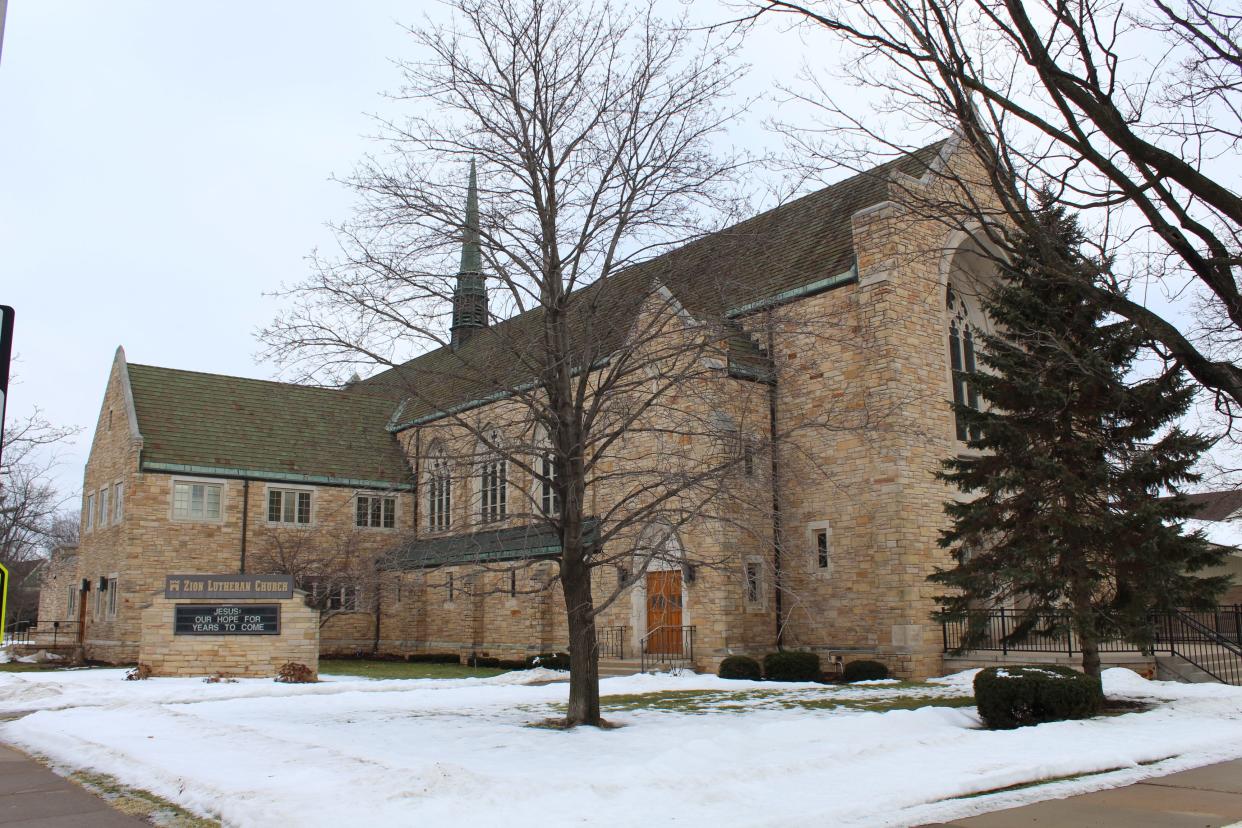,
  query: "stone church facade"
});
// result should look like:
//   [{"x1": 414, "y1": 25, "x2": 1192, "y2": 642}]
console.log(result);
[{"x1": 41, "y1": 137, "x2": 998, "y2": 679}]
